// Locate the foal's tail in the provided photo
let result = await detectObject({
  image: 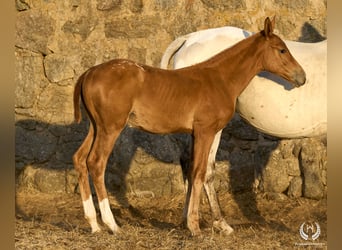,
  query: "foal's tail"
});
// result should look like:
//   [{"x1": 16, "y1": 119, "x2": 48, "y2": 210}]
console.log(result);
[{"x1": 73, "y1": 71, "x2": 87, "y2": 124}]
